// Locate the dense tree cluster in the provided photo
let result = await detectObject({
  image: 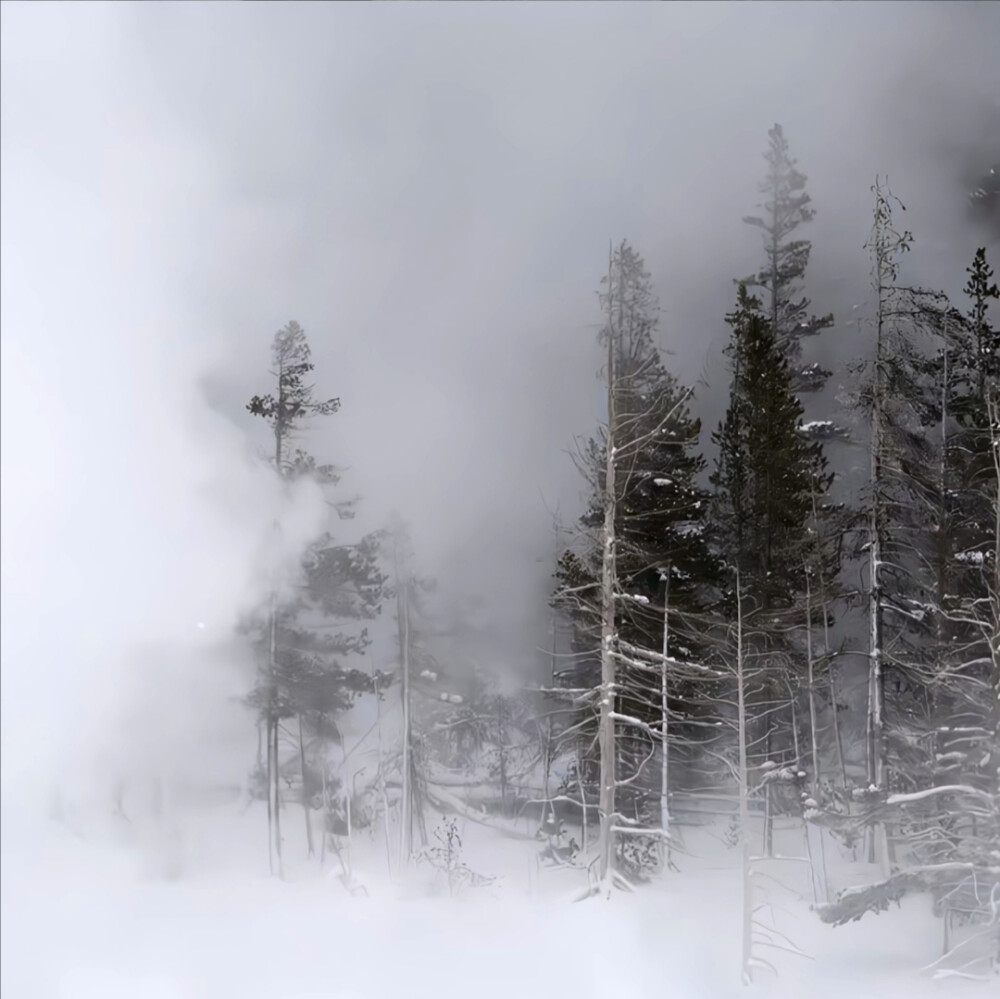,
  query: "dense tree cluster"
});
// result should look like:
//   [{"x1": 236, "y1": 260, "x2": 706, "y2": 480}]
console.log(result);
[{"x1": 235, "y1": 127, "x2": 998, "y2": 979}]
